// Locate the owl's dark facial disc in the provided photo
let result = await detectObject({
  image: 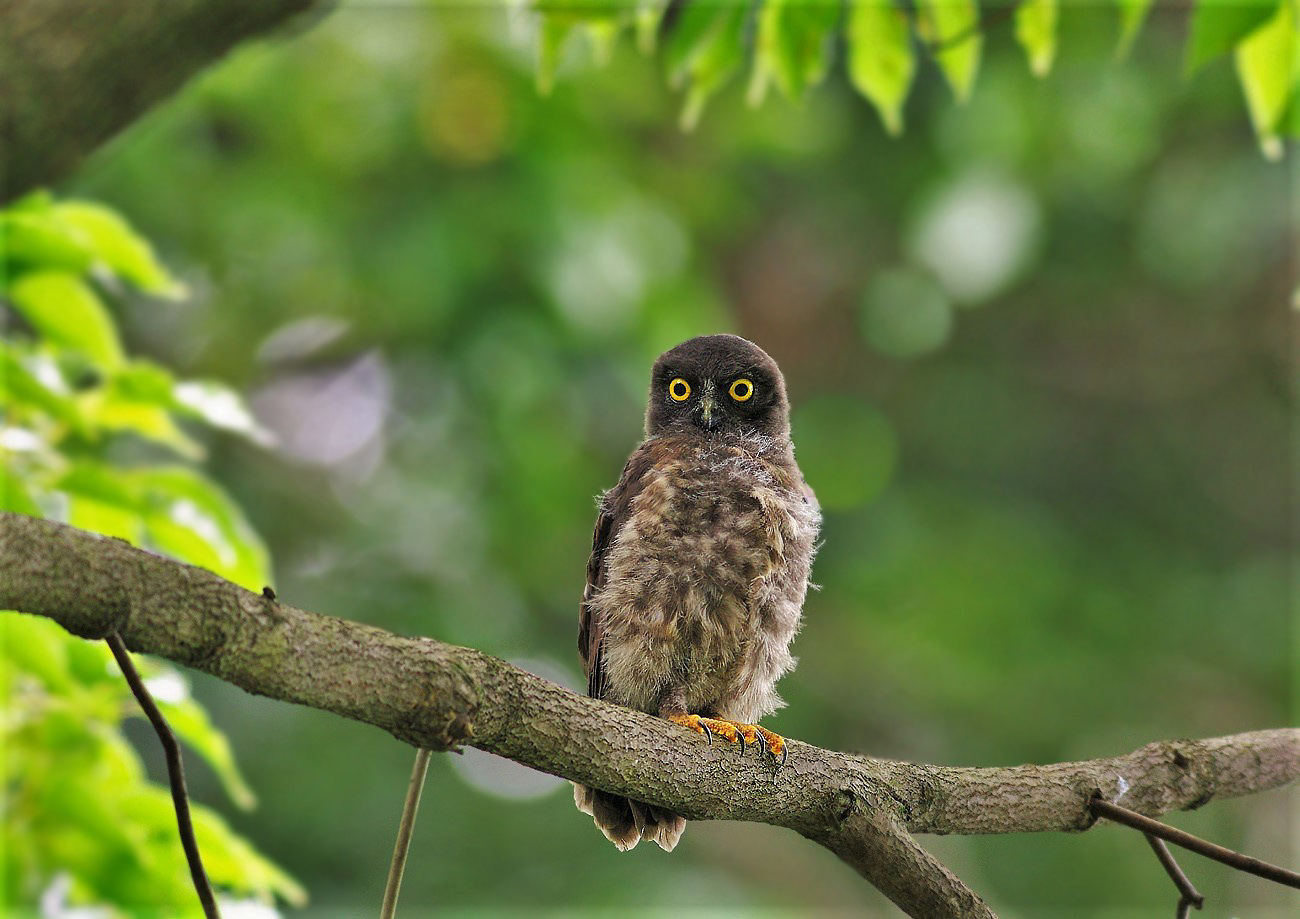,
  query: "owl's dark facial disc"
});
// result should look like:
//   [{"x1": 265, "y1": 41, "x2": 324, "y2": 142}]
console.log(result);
[{"x1": 646, "y1": 334, "x2": 790, "y2": 439}]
